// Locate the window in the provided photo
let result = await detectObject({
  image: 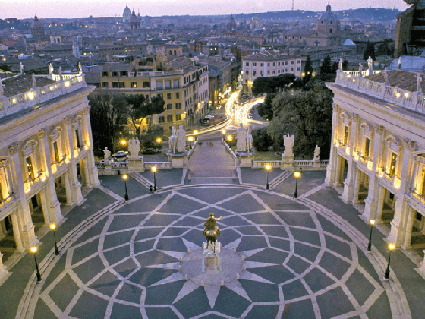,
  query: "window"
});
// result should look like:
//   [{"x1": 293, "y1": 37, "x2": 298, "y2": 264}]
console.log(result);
[
  {"x1": 121, "y1": 71, "x2": 128, "y2": 76},
  {"x1": 167, "y1": 103, "x2": 172, "y2": 110},
  {"x1": 273, "y1": 62, "x2": 275, "y2": 66},
  {"x1": 267, "y1": 63, "x2": 270, "y2": 66},
  {"x1": 343, "y1": 126, "x2": 349, "y2": 145},
  {"x1": 260, "y1": 63, "x2": 263, "y2": 67},
  {"x1": 389, "y1": 152, "x2": 397, "y2": 176},
  {"x1": 102, "y1": 71, "x2": 108, "y2": 77},
  {"x1": 291, "y1": 68, "x2": 293, "y2": 72},
  {"x1": 175, "y1": 103, "x2": 182, "y2": 109},
  {"x1": 272, "y1": 71, "x2": 275, "y2": 74},
  {"x1": 102, "y1": 82, "x2": 109, "y2": 88},
  {"x1": 297, "y1": 60, "x2": 301, "y2": 64},
  {"x1": 119, "y1": 82, "x2": 125, "y2": 88},
  {"x1": 174, "y1": 79, "x2": 179, "y2": 88},
  {"x1": 26, "y1": 156, "x2": 34, "y2": 180},
  {"x1": 167, "y1": 115, "x2": 173, "y2": 122},
  {"x1": 364, "y1": 138, "x2": 370, "y2": 159},
  {"x1": 156, "y1": 82, "x2": 163, "y2": 90},
  {"x1": 176, "y1": 92, "x2": 180, "y2": 99},
  {"x1": 246, "y1": 62, "x2": 249, "y2": 66},
  {"x1": 159, "y1": 116, "x2": 165, "y2": 123},
  {"x1": 167, "y1": 93, "x2": 172, "y2": 99},
  {"x1": 253, "y1": 62, "x2": 257, "y2": 66},
  {"x1": 165, "y1": 80, "x2": 171, "y2": 89},
  {"x1": 53, "y1": 141, "x2": 60, "y2": 163},
  {"x1": 285, "y1": 61, "x2": 288, "y2": 65},
  {"x1": 131, "y1": 82, "x2": 137, "y2": 88},
  {"x1": 253, "y1": 71, "x2": 257, "y2": 76},
  {"x1": 291, "y1": 61, "x2": 294, "y2": 65},
  {"x1": 296, "y1": 67, "x2": 300, "y2": 71},
  {"x1": 246, "y1": 71, "x2": 249, "y2": 75},
  {"x1": 75, "y1": 129, "x2": 81, "y2": 149},
  {"x1": 112, "y1": 71, "x2": 118, "y2": 77},
  {"x1": 143, "y1": 81, "x2": 150, "y2": 88},
  {"x1": 112, "y1": 82, "x2": 119, "y2": 88},
  {"x1": 176, "y1": 114, "x2": 182, "y2": 121}
]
